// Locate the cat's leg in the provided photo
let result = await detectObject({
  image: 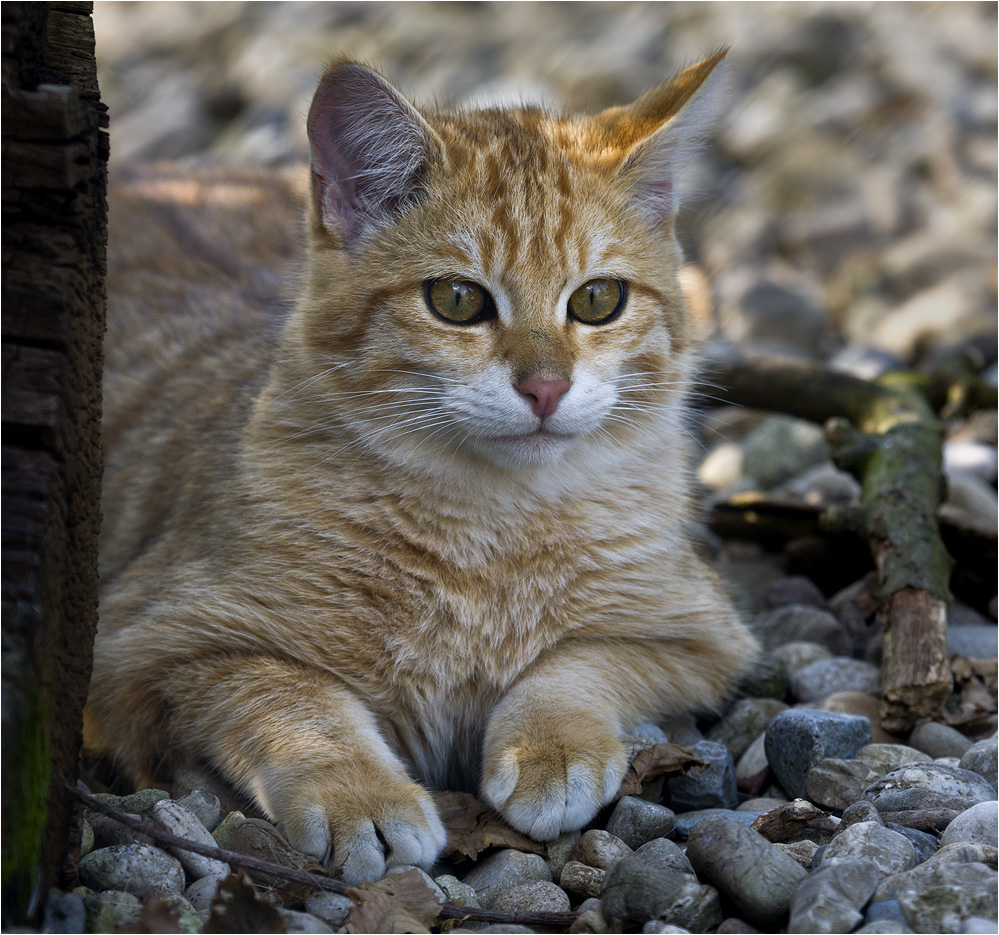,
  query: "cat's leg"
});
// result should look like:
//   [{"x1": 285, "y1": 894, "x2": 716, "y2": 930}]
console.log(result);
[
  {"x1": 481, "y1": 618, "x2": 757, "y2": 838},
  {"x1": 116, "y1": 654, "x2": 445, "y2": 883}
]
